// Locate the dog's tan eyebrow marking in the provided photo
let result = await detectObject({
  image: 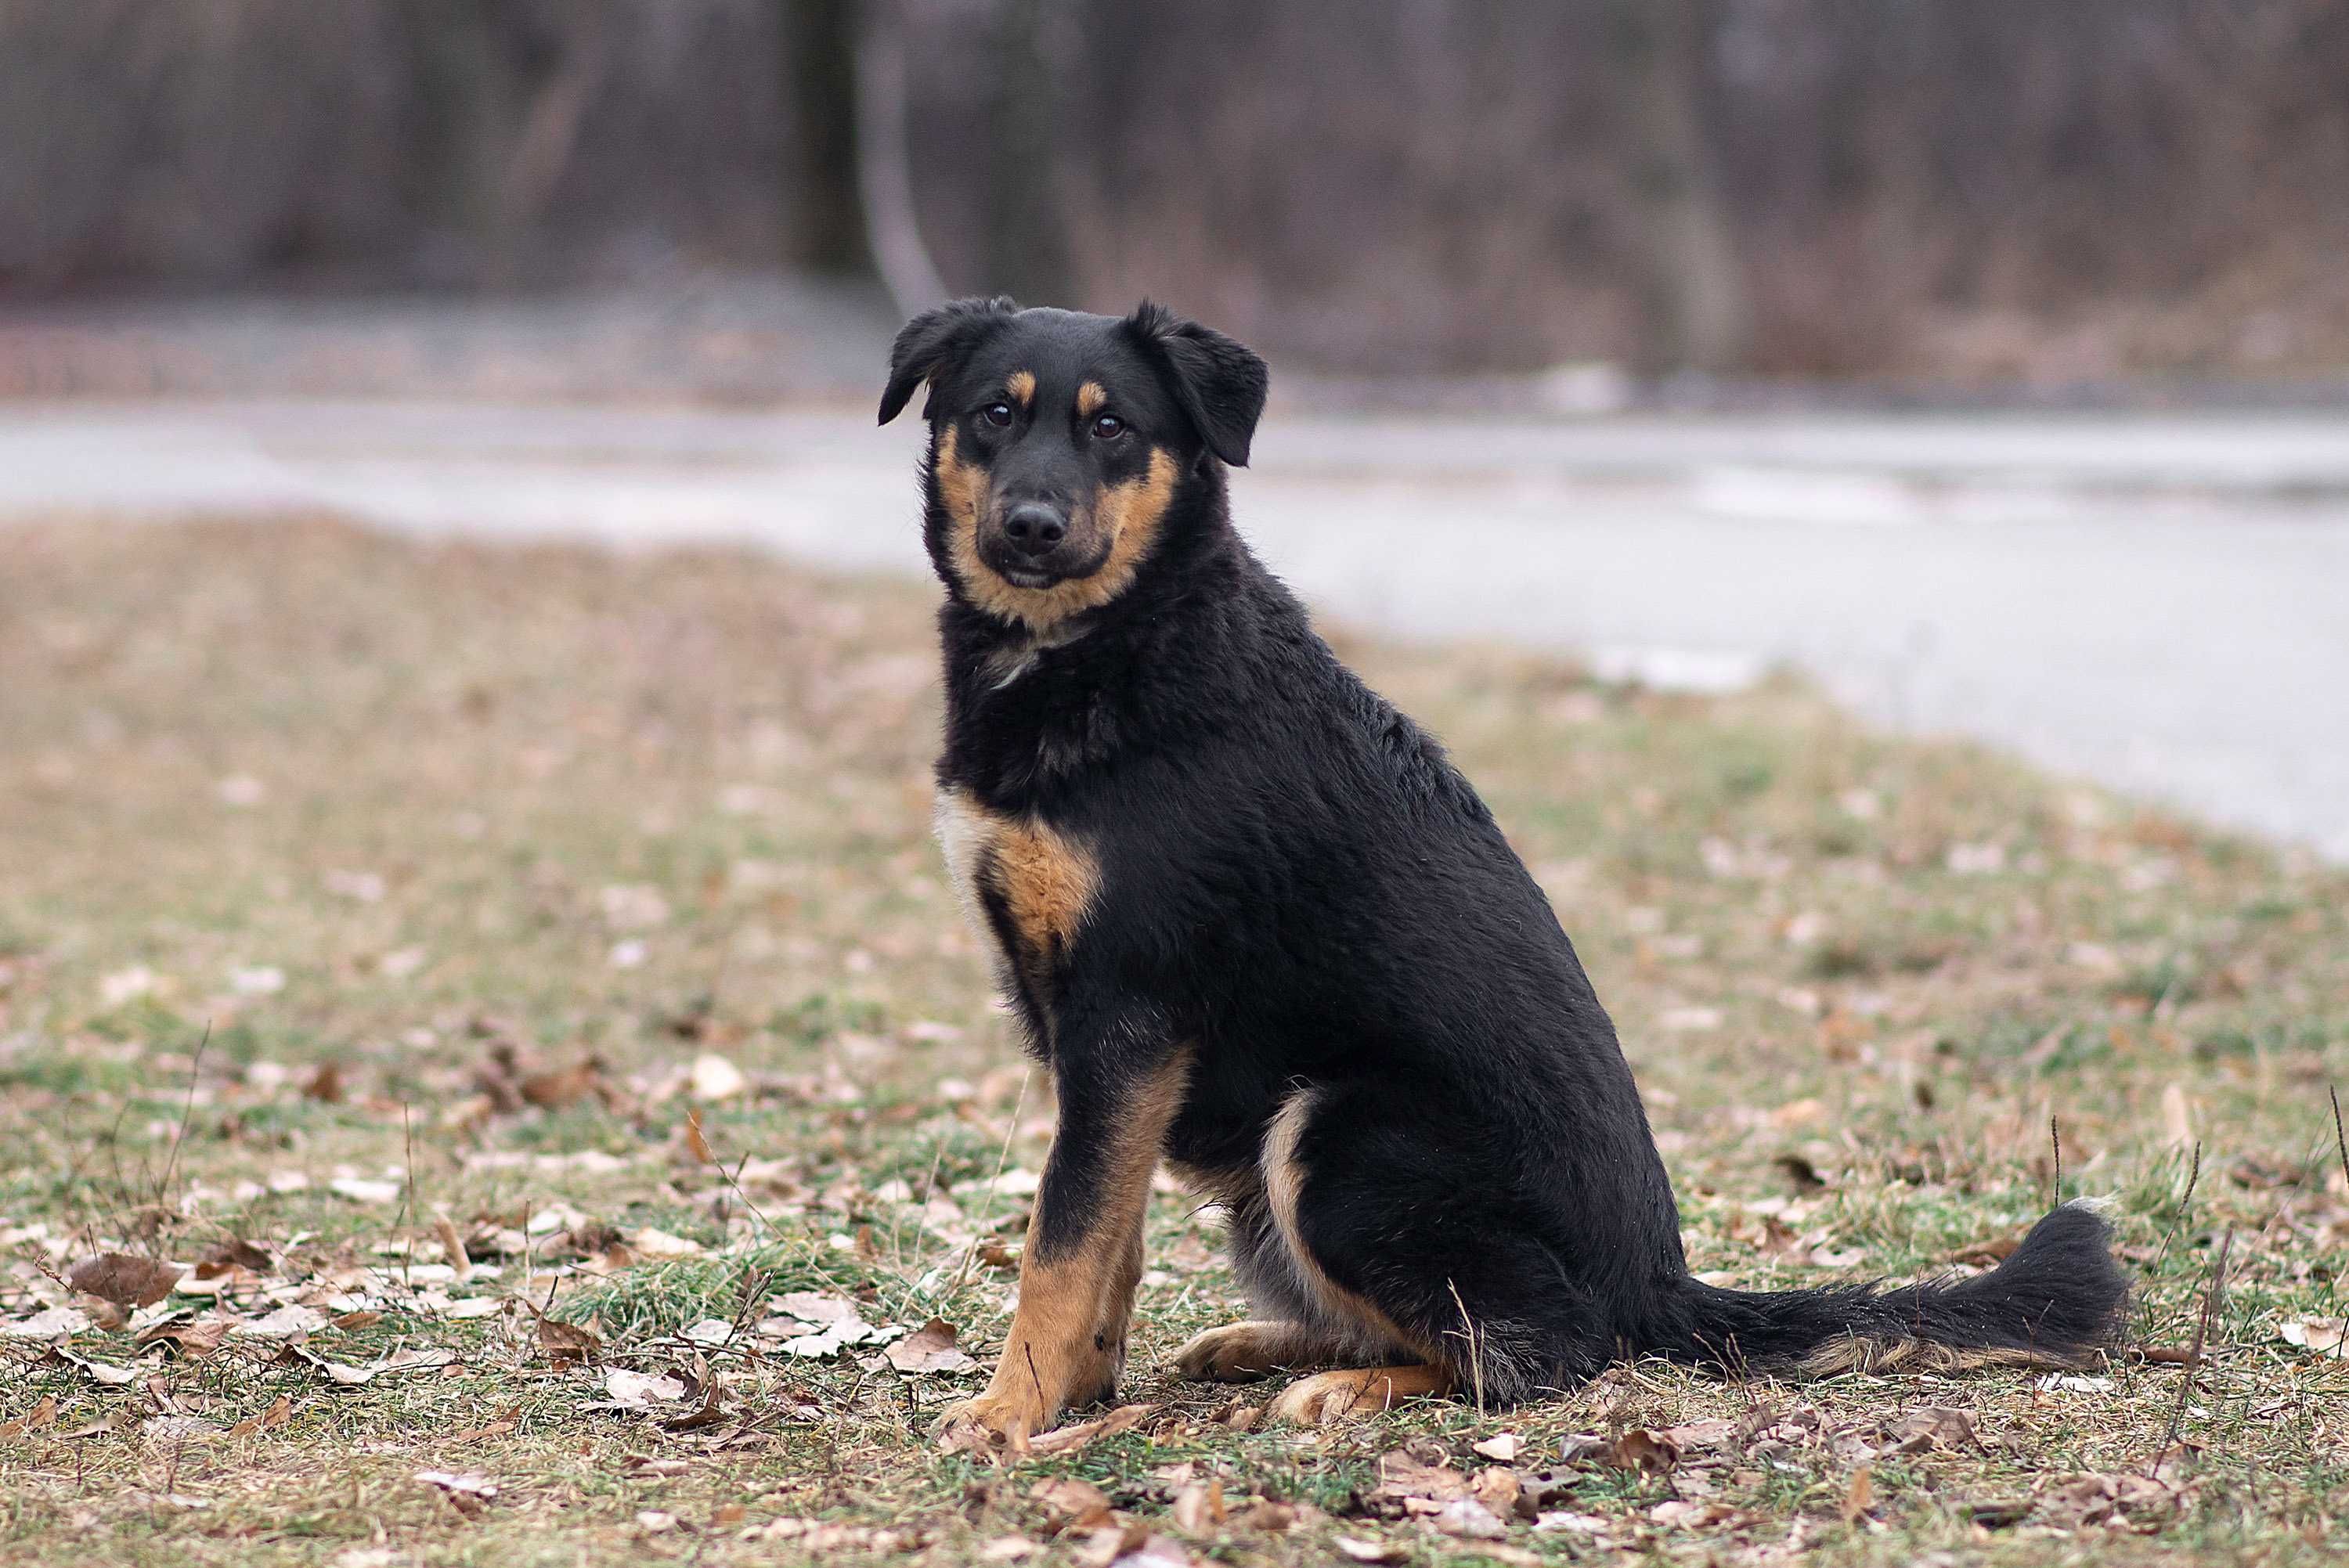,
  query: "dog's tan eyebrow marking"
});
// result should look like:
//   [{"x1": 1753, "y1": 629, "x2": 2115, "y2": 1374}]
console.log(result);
[
  {"x1": 1076, "y1": 381, "x2": 1107, "y2": 417},
  {"x1": 1006, "y1": 370, "x2": 1036, "y2": 409}
]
